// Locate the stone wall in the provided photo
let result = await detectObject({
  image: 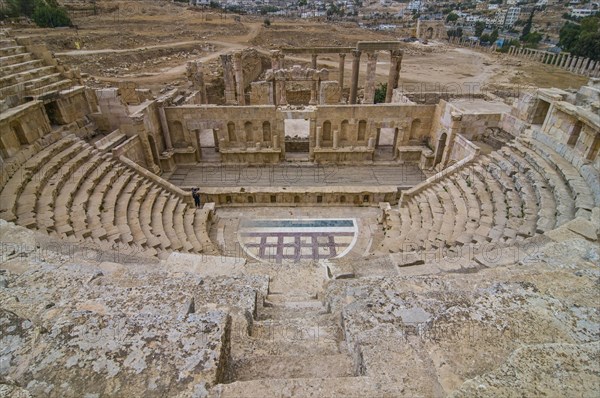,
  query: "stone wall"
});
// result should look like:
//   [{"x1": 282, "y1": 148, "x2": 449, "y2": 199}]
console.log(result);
[
  {"x1": 542, "y1": 101, "x2": 600, "y2": 162},
  {"x1": 0, "y1": 101, "x2": 51, "y2": 158}
]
